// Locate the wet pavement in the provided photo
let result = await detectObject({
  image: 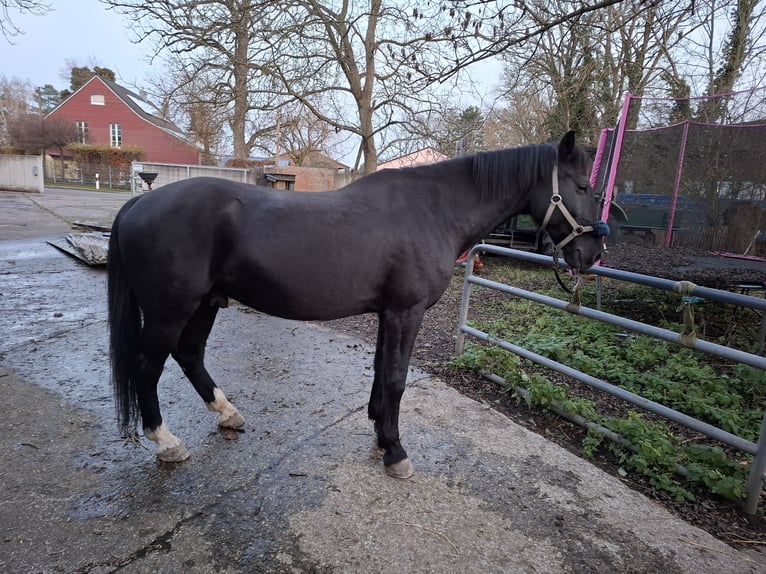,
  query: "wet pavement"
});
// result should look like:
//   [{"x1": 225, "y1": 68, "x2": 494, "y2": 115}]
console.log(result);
[{"x1": 0, "y1": 188, "x2": 764, "y2": 573}]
